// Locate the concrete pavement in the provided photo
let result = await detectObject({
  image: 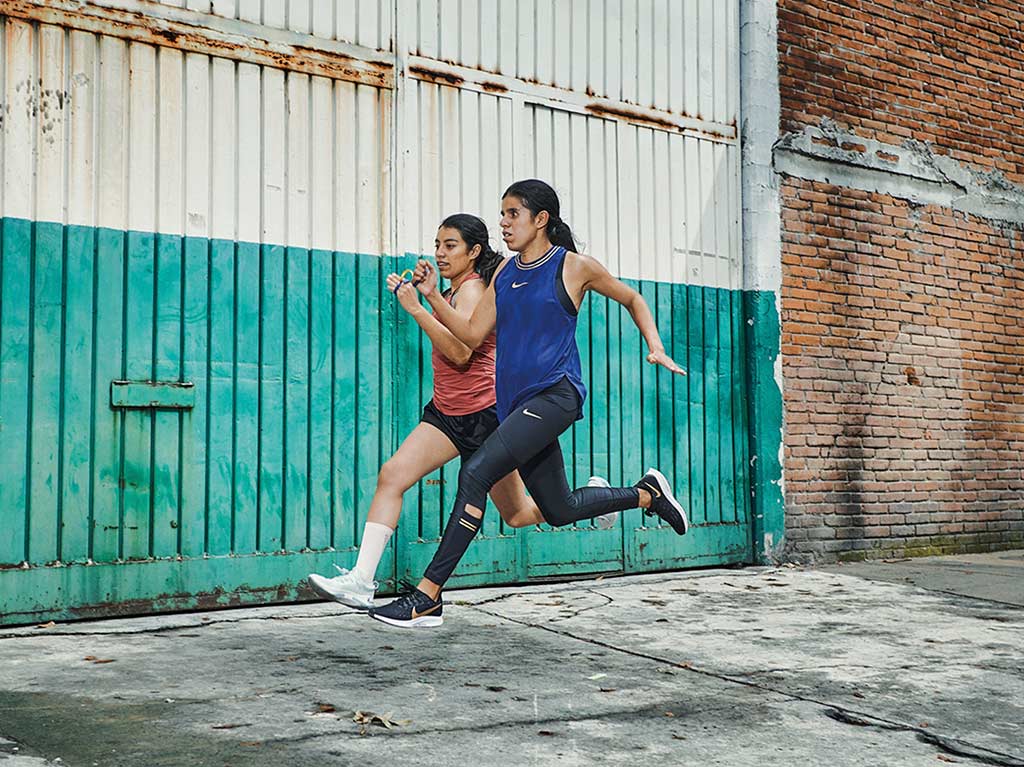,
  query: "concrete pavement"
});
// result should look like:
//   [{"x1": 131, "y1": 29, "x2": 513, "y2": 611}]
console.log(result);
[{"x1": 0, "y1": 552, "x2": 1021, "y2": 766}]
